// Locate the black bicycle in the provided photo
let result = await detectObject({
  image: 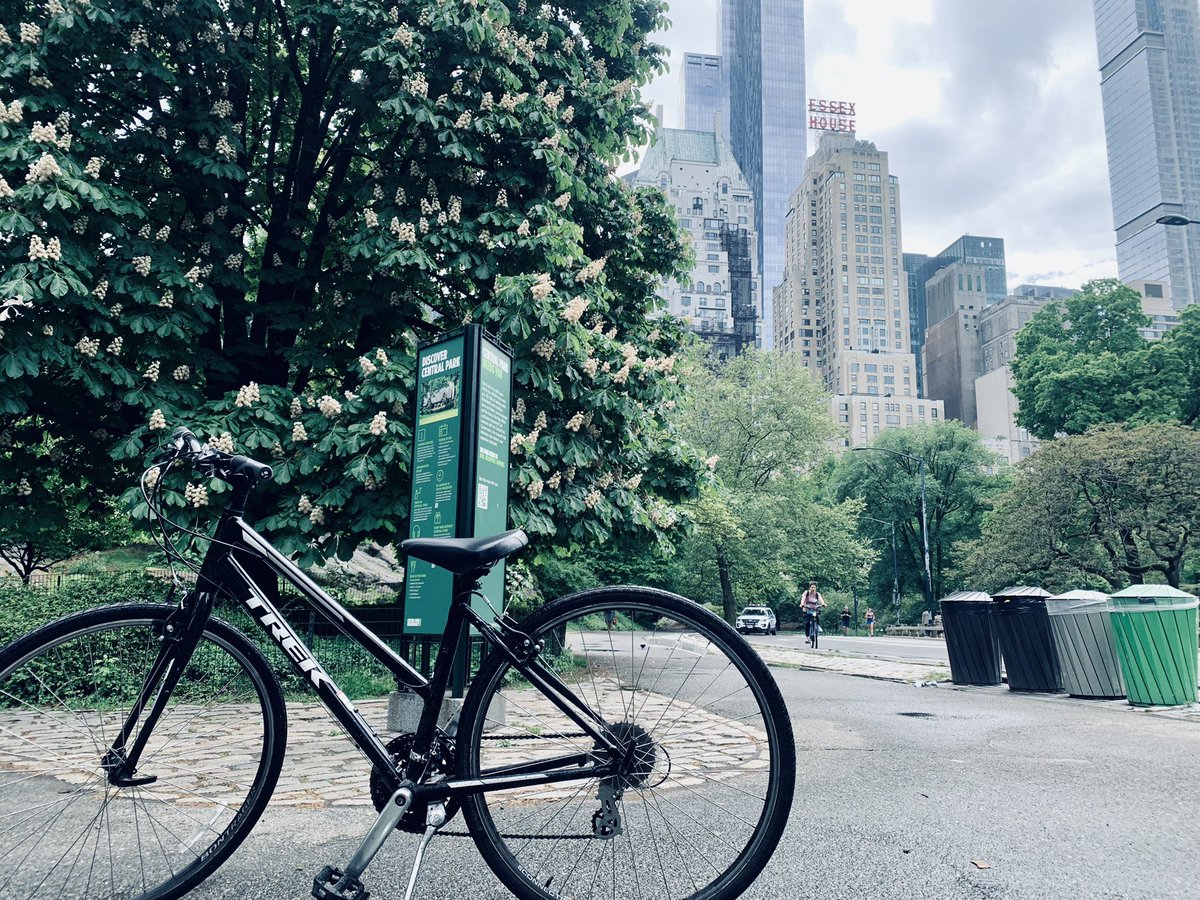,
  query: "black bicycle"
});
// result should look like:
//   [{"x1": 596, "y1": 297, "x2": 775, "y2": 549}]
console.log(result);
[{"x1": 0, "y1": 427, "x2": 795, "y2": 899}]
